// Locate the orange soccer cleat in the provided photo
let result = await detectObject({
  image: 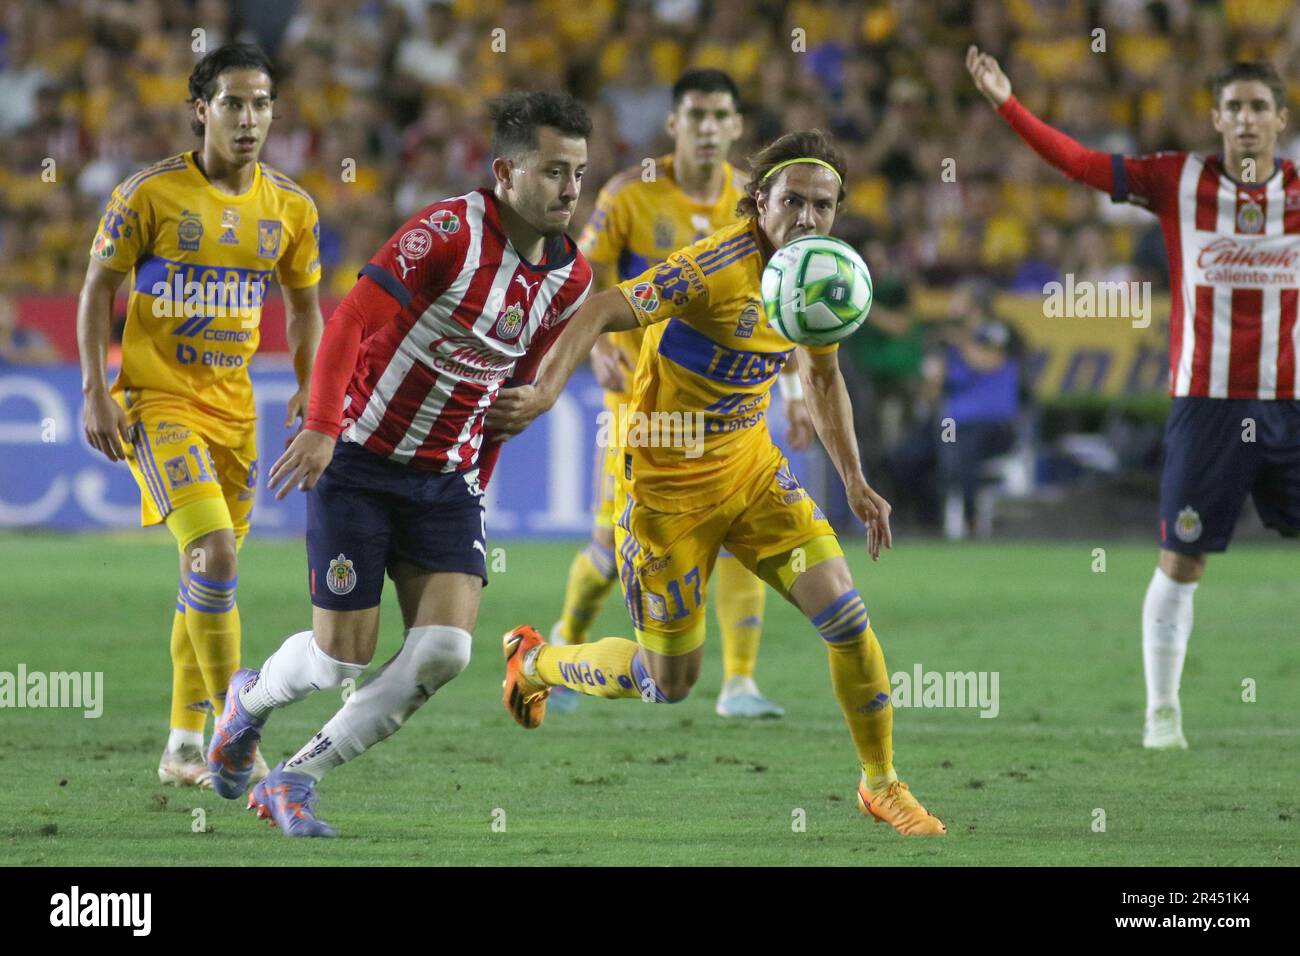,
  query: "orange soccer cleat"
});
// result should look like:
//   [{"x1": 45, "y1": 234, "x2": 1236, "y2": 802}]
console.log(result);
[
  {"x1": 857, "y1": 776, "x2": 947, "y2": 836},
  {"x1": 502, "y1": 625, "x2": 550, "y2": 729}
]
